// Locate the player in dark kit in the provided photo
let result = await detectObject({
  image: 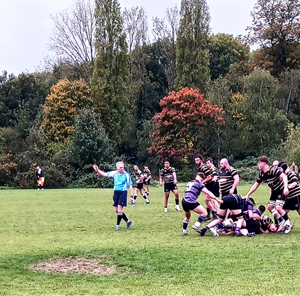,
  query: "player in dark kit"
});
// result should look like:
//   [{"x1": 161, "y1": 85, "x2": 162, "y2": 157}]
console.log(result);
[
  {"x1": 160, "y1": 159, "x2": 182, "y2": 212},
  {"x1": 129, "y1": 165, "x2": 150, "y2": 205},
  {"x1": 243, "y1": 156, "x2": 291, "y2": 233},
  {"x1": 181, "y1": 172, "x2": 222, "y2": 235},
  {"x1": 198, "y1": 194, "x2": 254, "y2": 237},
  {"x1": 143, "y1": 165, "x2": 152, "y2": 197},
  {"x1": 278, "y1": 162, "x2": 298, "y2": 234},
  {"x1": 219, "y1": 158, "x2": 240, "y2": 197},
  {"x1": 194, "y1": 156, "x2": 219, "y2": 220},
  {"x1": 36, "y1": 166, "x2": 44, "y2": 190}
]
